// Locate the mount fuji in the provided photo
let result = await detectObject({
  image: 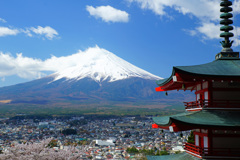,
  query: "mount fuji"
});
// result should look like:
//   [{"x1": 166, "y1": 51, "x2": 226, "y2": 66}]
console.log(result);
[
  {"x1": 51, "y1": 46, "x2": 161, "y2": 84},
  {"x1": 0, "y1": 47, "x2": 190, "y2": 108}
]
